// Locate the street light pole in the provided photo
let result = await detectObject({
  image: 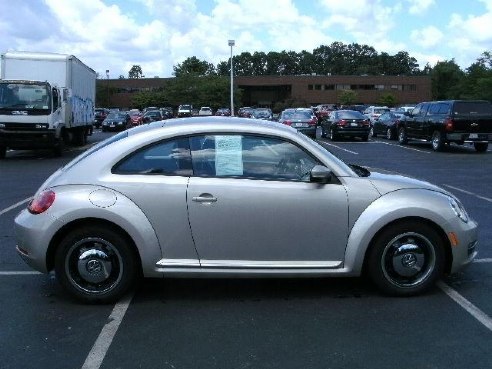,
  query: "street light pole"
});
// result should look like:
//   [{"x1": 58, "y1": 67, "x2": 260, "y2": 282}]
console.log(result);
[
  {"x1": 228, "y1": 40, "x2": 235, "y2": 116},
  {"x1": 105, "y1": 69, "x2": 109, "y2": 108}
]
